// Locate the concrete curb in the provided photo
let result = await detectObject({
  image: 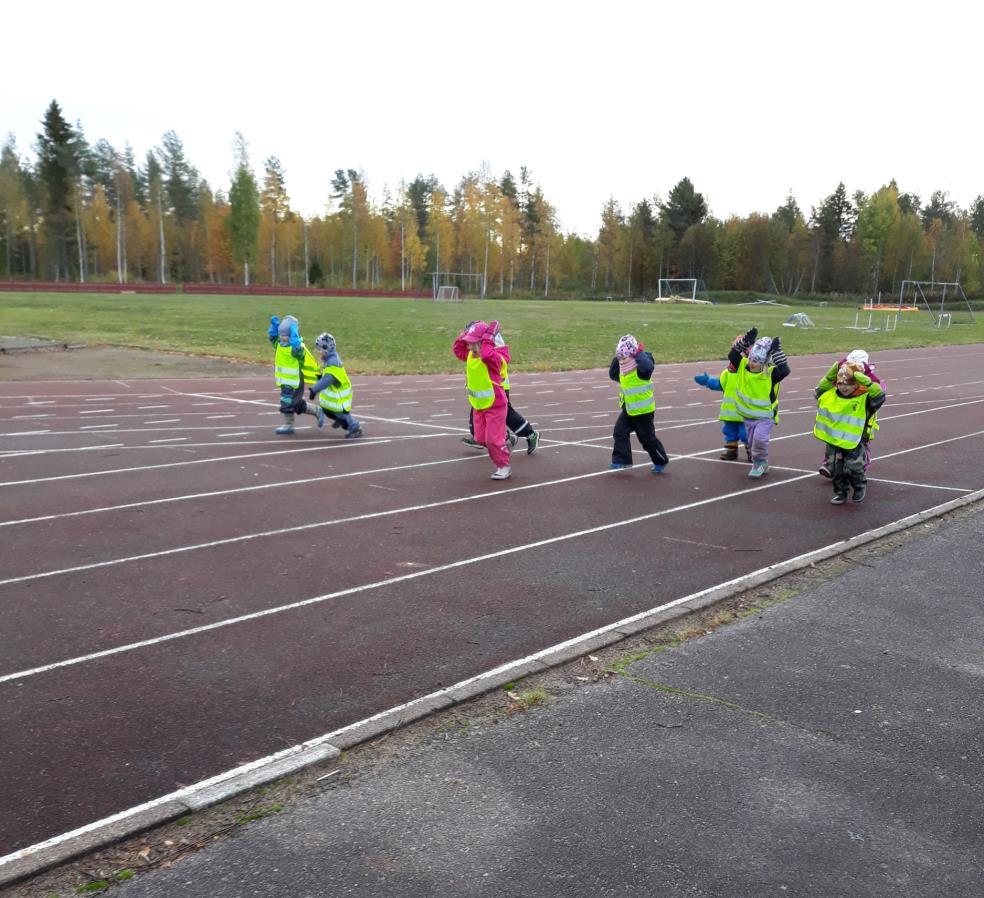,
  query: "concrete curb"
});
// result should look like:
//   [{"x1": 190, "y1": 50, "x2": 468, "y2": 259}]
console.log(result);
[
  {"x1": 0, "y1": 745, "x2": 339, "y2": 888},
  {"x1": 3, "y1": 489, "x2": 982, "y2": 887}
]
